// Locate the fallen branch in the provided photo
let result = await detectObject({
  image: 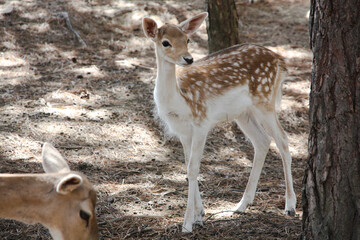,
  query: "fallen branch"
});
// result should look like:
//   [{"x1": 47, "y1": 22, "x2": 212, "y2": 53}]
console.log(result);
[
  {"x1": 125, "y1": 227, "x2": 153, "y2": 238},
  {"x1": 204, "y1": 210, "x2": 236, "y2": 222},
  {"x1": 54, "y1": 12, "x2": 87, "y2": 47}
]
